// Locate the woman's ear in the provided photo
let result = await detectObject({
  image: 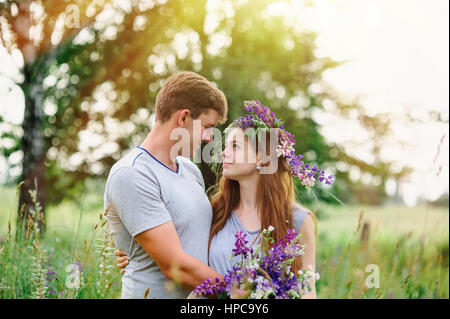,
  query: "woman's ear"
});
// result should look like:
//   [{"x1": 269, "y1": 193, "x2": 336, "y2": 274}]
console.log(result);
[{"x1": 257, "y1": 156, "x2": 270, "y2": 166}]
